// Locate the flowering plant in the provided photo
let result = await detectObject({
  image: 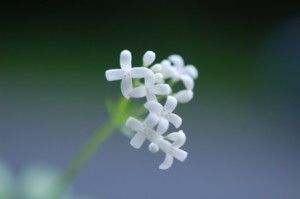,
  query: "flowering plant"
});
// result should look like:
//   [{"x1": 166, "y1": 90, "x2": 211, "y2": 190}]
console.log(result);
[{"x1": 106, "y1": 50, "x2": 198, "y2": 169}]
